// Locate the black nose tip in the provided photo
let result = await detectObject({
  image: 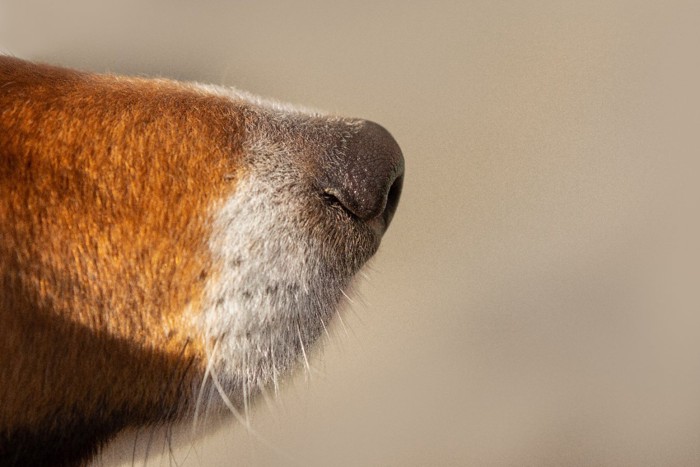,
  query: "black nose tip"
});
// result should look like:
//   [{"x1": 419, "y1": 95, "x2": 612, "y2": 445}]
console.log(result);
[{"x1": 321, "y1": 120, "x2": 404, "y2": 231}]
